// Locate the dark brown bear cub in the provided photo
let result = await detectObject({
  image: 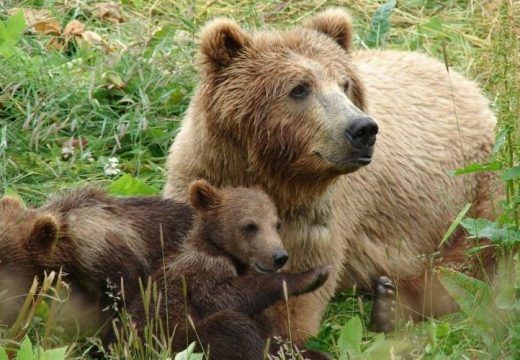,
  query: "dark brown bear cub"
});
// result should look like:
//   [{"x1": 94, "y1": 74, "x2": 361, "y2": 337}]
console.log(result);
[
  {"x1": 130, "y1": 180, "x2": 331, "y2": 360},
  {"x1": 0, "y1": 189, "x2": 194, "y2": 331}
]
